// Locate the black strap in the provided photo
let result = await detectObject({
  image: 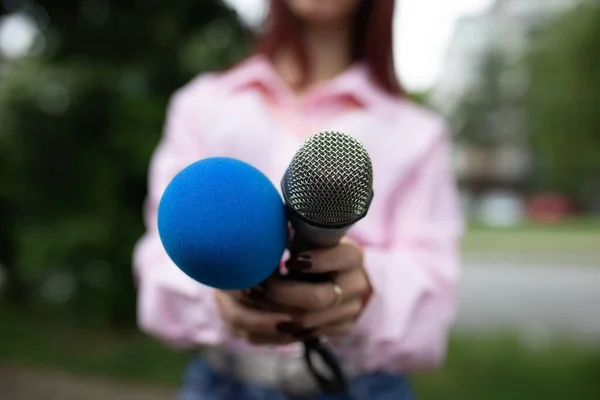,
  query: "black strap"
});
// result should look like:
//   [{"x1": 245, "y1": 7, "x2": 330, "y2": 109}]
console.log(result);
[{"x1": 303, "y1": 336, "x2": 349, "y2": 395}]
